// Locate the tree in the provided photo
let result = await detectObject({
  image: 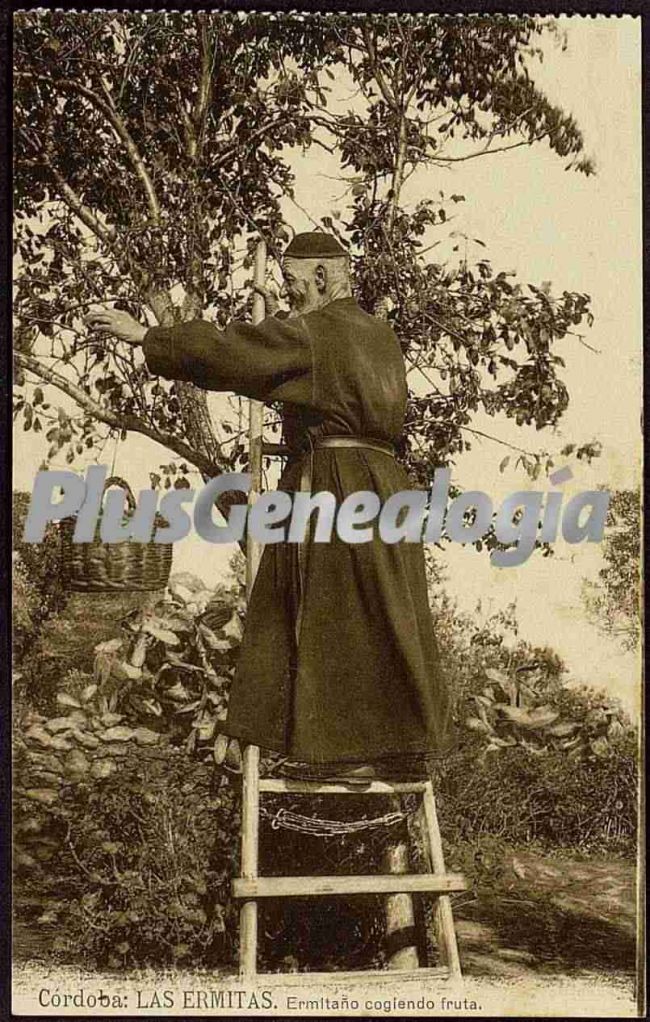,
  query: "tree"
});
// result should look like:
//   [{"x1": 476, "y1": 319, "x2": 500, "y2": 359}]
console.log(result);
[
  {"x1": 582, "y1": 487, "x2": 641, "y2": 650},
  {"x1": 14, "y1": 12, "x2": 600, "y2": 518}
]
